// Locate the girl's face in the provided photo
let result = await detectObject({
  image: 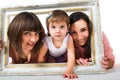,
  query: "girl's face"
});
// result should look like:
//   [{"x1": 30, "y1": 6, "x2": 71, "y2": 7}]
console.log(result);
[
  {"x1": 70, "y1": 19, "x2": 89, "y2": 46},
  {"x1": 22, "y1": 31, "x2": 39, "y2": 52},
  {"x1": 49, "y1": 21, "x2": 68, "y2": 41}
]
